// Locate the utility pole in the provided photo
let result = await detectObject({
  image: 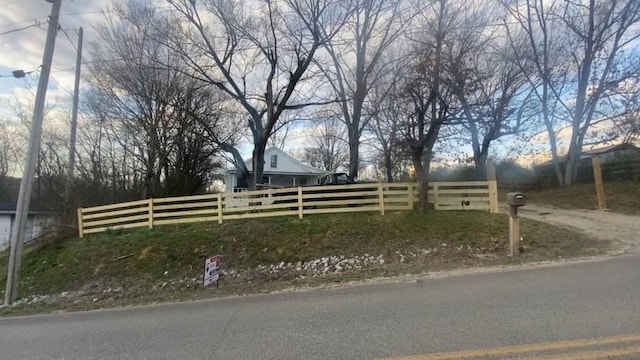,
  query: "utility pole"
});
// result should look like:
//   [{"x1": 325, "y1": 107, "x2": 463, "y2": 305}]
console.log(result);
[
  {"x1": 4, "y1": 0, "x2": 62, "y2": 306},
  {"x1": 65, "y1": 26, "x2": 82, "y2": 204}
]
